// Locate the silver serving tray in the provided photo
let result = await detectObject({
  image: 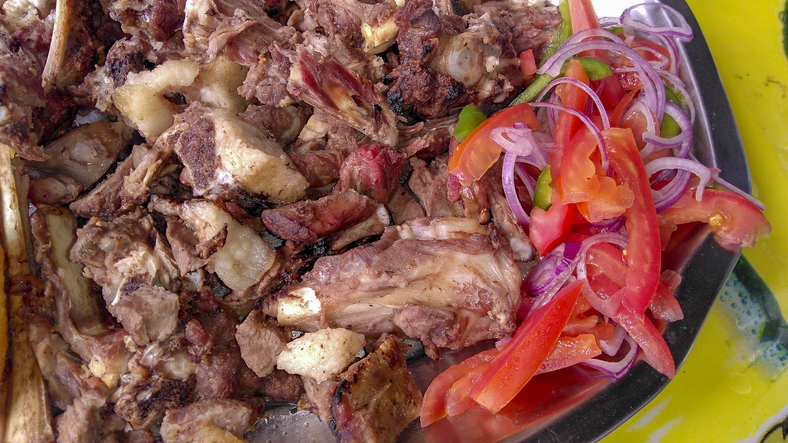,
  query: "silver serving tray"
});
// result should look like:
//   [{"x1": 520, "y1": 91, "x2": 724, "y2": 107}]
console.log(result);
[{"x1": 249, "y1": 0, "x2": 749, "y2": 441}]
